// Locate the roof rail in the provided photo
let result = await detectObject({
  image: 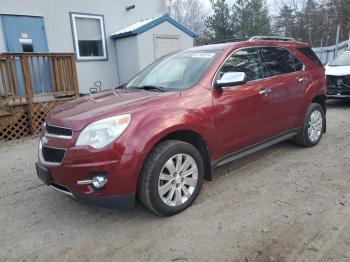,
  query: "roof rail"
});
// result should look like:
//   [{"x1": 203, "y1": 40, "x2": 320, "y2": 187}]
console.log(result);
[
  {"x1": 212, "y1": 38, "x2": 248, "y2": 44},
  {"x1": 249, "y1": 36, "x2": 296, "y2": 42}
]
